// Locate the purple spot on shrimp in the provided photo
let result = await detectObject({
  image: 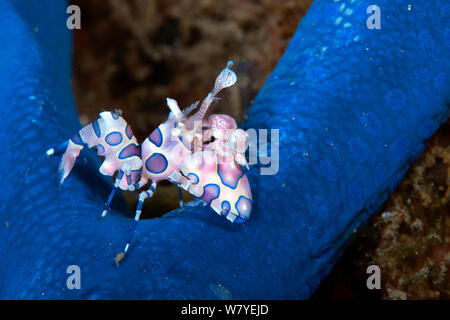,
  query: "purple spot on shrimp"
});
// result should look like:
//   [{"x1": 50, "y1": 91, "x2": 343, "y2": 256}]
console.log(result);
[
  {"x1": 125, "y1": 124, "x2": 133, "y2": 139},
  {"x1": 149, "y1": 127, "x2": 163, "y2": 147},
  {"x1": 71, "y1": 132, "x2": 84, "y2": 146},
  {"x1": 235, "y1": 195, "x2": 251, "y2": 218},
  {"x1": 105, "y1": 132, "x2": 123, "y2": 146},
  {"x1": 145, "y1": 153, "x2": 168, "y2": 174},
  {"x1": 201, "y1": 184, "x2": 220, "y2": 204},
  {"x1": 92, "y1": 119, "x2": 101, "y2": 138},
  {"x1": 96, "y1": 144, "x2": 105, "y2": 156},
  {"x1": 130, "y1": 169, "x2": 141, "y2": 185},
  {"x1": 118, "y1": 143, "x2": 140, "y2": 159},
  {"x1": 221, "y1": 201, "x2": 230, "y2": 216},
  {"x1": 217, "y1": 163, "x2": 244, "y2": 189},
  {"x1": 111, "y1": 112, "x2": 120, "y2": 120},
  {"x1": 187, "y1": 173, "x2": 199, "y2": 184}
]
